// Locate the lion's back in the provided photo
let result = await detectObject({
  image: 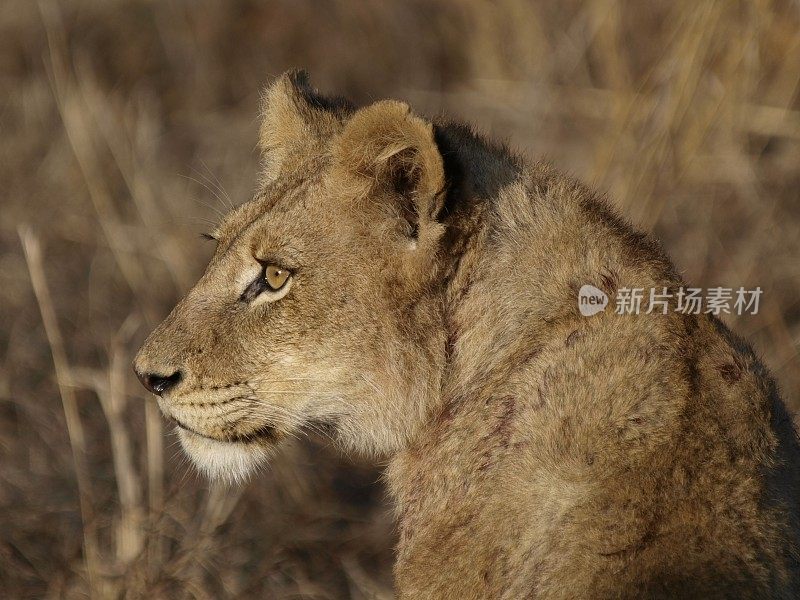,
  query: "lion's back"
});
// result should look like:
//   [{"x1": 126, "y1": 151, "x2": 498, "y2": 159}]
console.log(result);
[{"x1": 392, "y1": 162, "x2": 800, "y2": 599}]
